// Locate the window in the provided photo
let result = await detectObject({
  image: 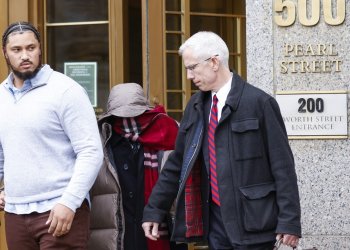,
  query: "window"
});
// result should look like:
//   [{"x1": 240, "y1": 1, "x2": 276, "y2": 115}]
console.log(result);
[
  {"x1": 164, "y1": 0, "x2": 246, "y2": 121},
  {"x1": 44, "y1": 0, "x2": 110, "y2": 112}
]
